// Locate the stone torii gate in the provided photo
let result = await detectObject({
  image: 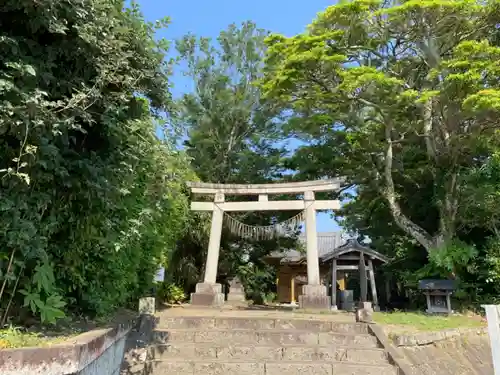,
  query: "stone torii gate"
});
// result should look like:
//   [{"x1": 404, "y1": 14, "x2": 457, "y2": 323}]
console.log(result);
[{"x1": 187, "y1": 179, "x2": 342, "y2": 309}]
